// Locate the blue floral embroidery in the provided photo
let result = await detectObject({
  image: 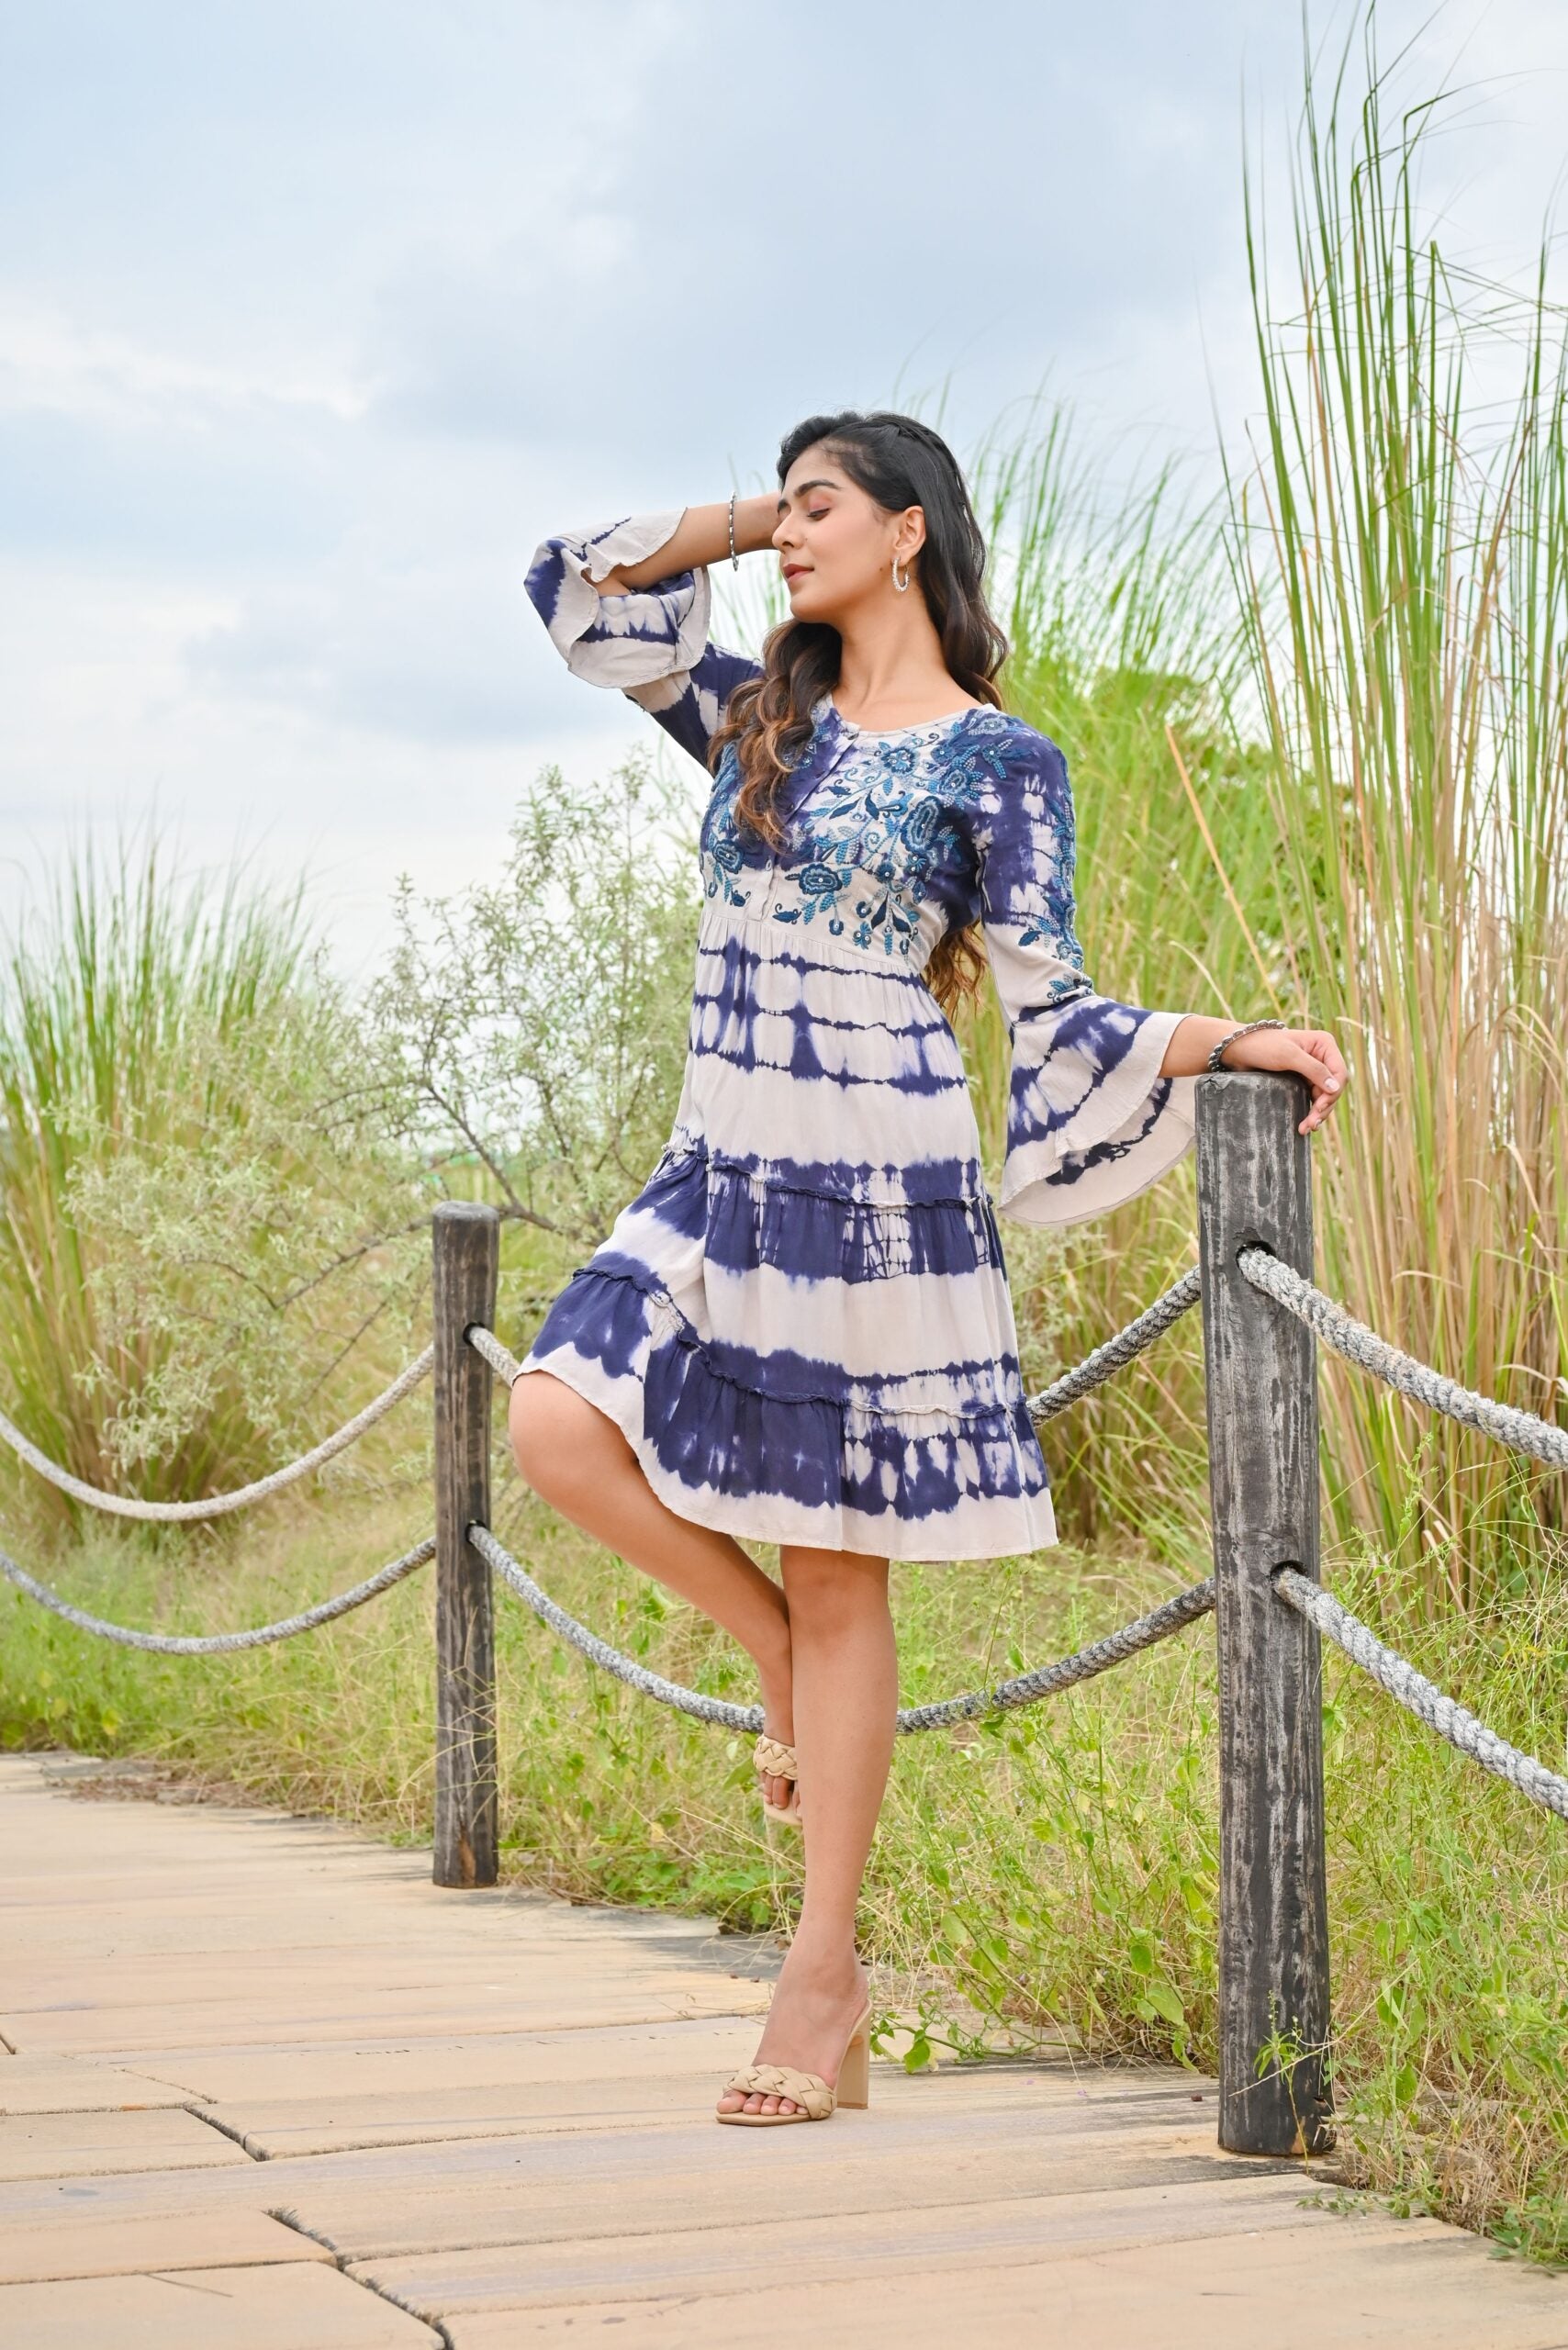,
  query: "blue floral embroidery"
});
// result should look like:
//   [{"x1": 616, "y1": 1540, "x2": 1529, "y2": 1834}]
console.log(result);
[{"x1": 692, "y1": 705, "x2": 1084, "y2": 971}]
